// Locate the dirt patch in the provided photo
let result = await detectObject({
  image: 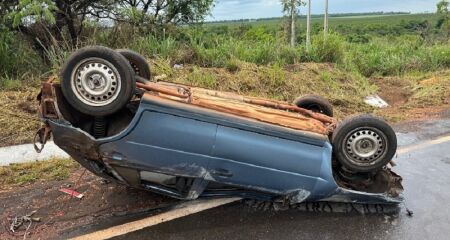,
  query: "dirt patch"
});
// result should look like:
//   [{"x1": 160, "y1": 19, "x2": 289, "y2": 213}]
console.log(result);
[
  {"x1": 371, "y1": 71, "x2": 450, "y2": 122},
  {"x1": 377, "y1": 105, "x2": 450, "y2": 122},
  {"x1": 0, "y1": 165, "x2": 174, "y2": 240},
  {"x1": 370, "y1": 77, "x2": 413, "y2": 107}
]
